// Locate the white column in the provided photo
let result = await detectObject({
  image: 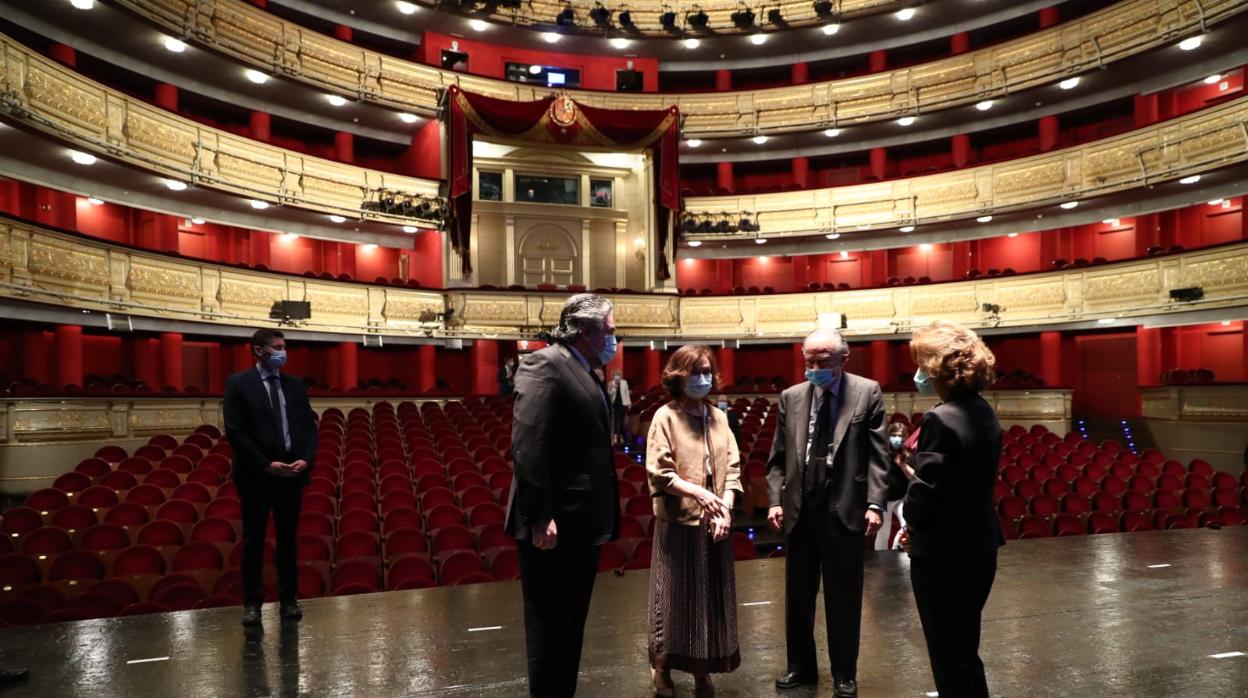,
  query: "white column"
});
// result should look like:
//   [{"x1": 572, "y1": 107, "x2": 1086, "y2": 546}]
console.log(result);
[
  {"x1": 581, "y1": 218, "x2": 592, "y2": 287},
  {"x1": 615, "y1": 220, "x2": 628, "y2": 289},
  {"x1": 505, "y1": 215, "x2": 516, "y2": 286}
]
